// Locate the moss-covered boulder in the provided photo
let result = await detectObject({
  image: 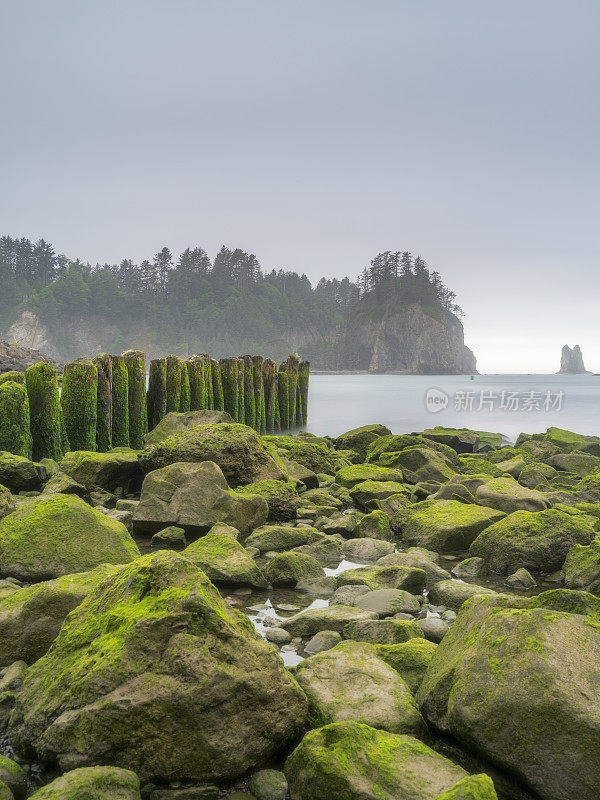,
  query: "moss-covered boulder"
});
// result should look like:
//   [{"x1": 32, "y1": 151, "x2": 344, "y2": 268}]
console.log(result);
[
  {"x1": 473, "y1": 476, "x2": 550, "y2": 514},
  {"x1": 343, "y1": 618, "x2": 425, "y2": 645},
  {"x1": 374, "y1": 639, "x2": 438, "y2": 694},
  {"x1": 25, "y1": 362, "x2": 67, "y2": 461},
  {"x1": 335, "y1": 424, "x2": 392, "y2": 458},
  {"x1": 60, "y1": 449, "x2": 141, "y2": 493},
  {"x1": 236, "y1": 479, "x2": 302, "y2": 521},
  {"x1": 336, "y1": 565, "x2": 426, "y2": 594},
  {"x1": 0, "y1": 486, "x2": 15, "y2": 522},
  {"x1": 391, "y1": 500, "x2": 505, "y2": 552},
  {"x1": 295, "y1": 640, "x2": 425, "y2": 734},
  {"x1": 280, "y1": 605, "x2": 376, "y2": 637},
  {"x1": 335, "y1": 465, "x2": 405, "y2": 489},
  {"x1": 428, "y1": 580, "x2": 497, "y2": 610},
  {"x1": 264, "y1": 551, "x2": 325, "y2": 587},
  {"x1": 542, "y1": 426, "x2": 600, "y2": 455},
  {"x1": 469, "y1": 508, "x2": 596, "y2": 575},
  {"x1": 0, "y1": 495, "x2": 140, "y2": 581},
  {"x1": 423, "y1": 426, "x2": 502, "y2": 453},
  {"x1": 547, "y1": 451, "x2": 600, "y2": 477},
  {"x1": 0, "y1": 453, "x2": 42, "y2": 493},
  {"x1": 60, "y1": 359, "x2": 98, "y2": 452},
  {"x1": 342, "y1": 538, "x2": 394, "y2": 563},
  {"x1": 376, "y1": 552, "x2": 451, "y2": 589},
  {"x1": 417, "y1": 593, "x2": 600, "y2": 800},
  {"x1": 0, "y1": 754, "x2": 26, "y2": 800},
  {"x1": 263, "y1": 435, "x2": 336, "y2": 475},
  {"x1": 350, "y1": 480, "x2": 409, "y2": 512},
  {"x1": 434, "y1": 775, "x2": 498, "y2": 800},
  {"x1": 181, "y1": 529, "x2": 267, "y2": 589},
  {"x1": 355, "y1": 510, "x2": 393, "y2": 540},
  {"x1": 133, "y1": 461, "x2": 268, "y2": 536},
  {"x1": 245, "y1": 525, "x2": 325, "y2": 553},
  {"x1": 140, "y1": 423, "x2": 288, "y2": 487},
  {"x1": 386, "y1": 447, "x2": 457, "y2": 485},
  {"x1": 285, "y1": 722, "x2": 473, "y2": 800},
  {"x1": 366, "y1": 434, "x2": 460, "y2": 465},
  {"x1": 11, "y1": 551, "x2": 307, "y2": 783},
  {"x1": 0, "y1": 565, "x2": 118, "y2": 665},
  {"x1": 517, "y1": 461, "x2": 557, "y2": 490},
  {"x1": 0, "y1": 381, "x2": 32, "y2": 459},
  {"x1": 563, "y1": 539, "x2": 600, "y2": 593},
  {"x1": 294, "y1": 534, "x2": 344, "y2": 566},
  {"x1": 143, "y1": 409, "x2": 234, "y2": 446},
  {"x1": 29, "y1": 766, "x2": 140, "y2": 799}
]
